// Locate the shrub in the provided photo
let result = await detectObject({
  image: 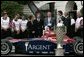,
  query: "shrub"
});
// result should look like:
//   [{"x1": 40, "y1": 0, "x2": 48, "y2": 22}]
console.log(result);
[{"x1": 1, "y1": 1, "x2": 23, "y2": 19}]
